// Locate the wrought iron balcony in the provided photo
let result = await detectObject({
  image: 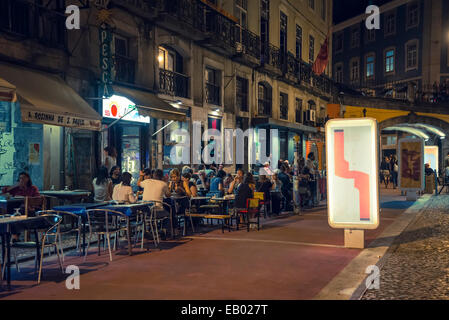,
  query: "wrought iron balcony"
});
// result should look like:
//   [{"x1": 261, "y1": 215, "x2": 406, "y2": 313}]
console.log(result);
[
  {"x1": 261, "y1": 44, "x2": 282, "y2": 71},
  {"x1": 258, "y1": 99, "x2": 272, "y2": 117},
  {"x1": 206, "y1": 83, "x2": 221, "y2": 105},
  {"x1": 235, "y1": 27, "x2": 261, "y2": 60},
  {"x1": 159, "y1": 69, "x2": 190, "y2": 98},
  {"x1": 114, "y1": 54, "x2": 135, "y2": 84}
]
